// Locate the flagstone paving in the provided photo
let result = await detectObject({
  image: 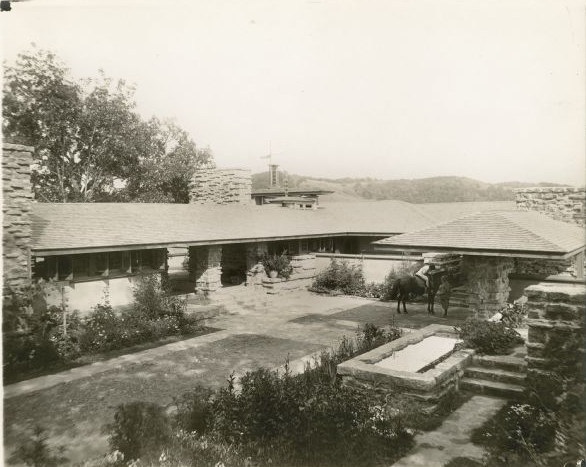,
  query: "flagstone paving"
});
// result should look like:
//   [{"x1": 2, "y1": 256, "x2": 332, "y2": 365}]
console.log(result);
[{"x1": 3, "y1": 290, "x2": 474, "y2": 465}]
